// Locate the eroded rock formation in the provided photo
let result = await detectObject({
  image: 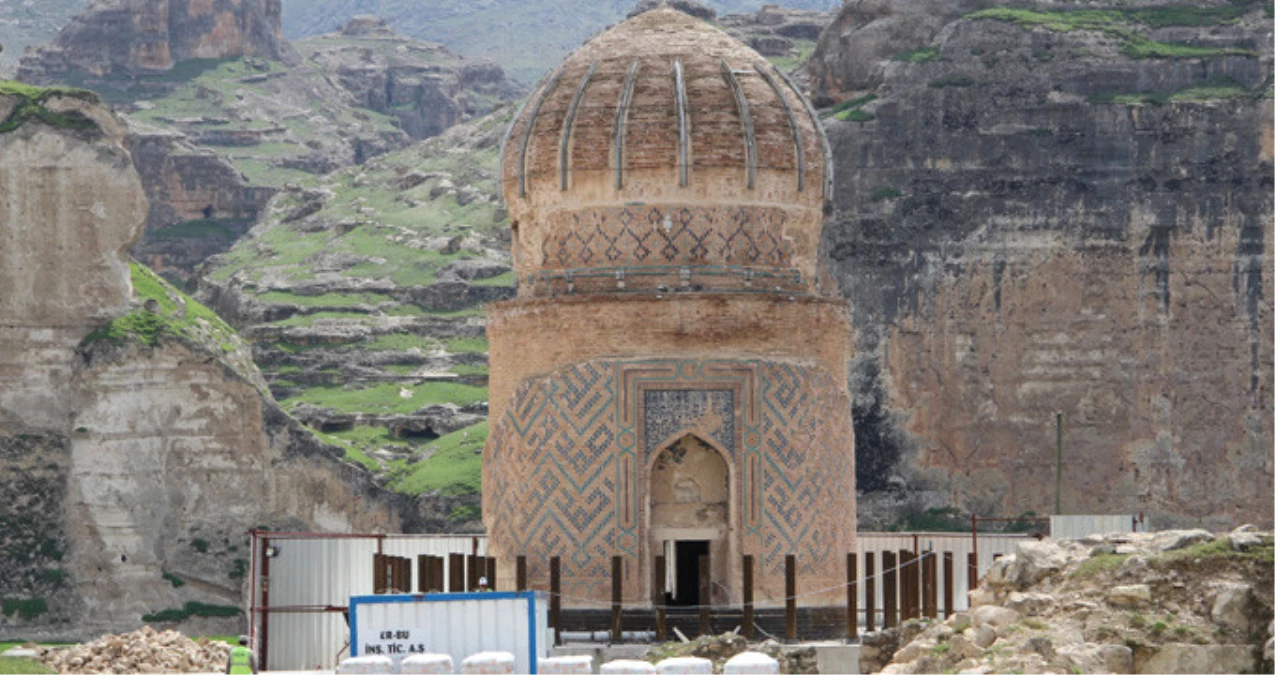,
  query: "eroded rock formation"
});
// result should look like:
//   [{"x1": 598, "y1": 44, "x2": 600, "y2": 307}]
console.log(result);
[
  {"x1": 0, "y1": 87, "x2": 412, "y2": 638},
  {"x1": 810, "y1": 0, "x2": 1273, "y2": 529},
  {"x1": 17, "y1": 0, "x2": 285, "y2": 82}
]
